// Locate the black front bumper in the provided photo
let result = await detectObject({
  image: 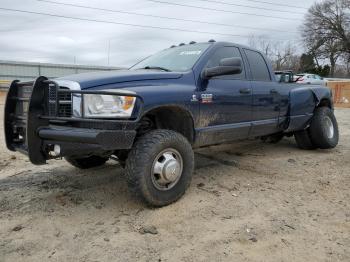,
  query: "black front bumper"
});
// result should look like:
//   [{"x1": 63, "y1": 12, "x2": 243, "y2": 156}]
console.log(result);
[
  {"x1": 38, "y1": 126, "x2": 136, "y2": 148},
  {"x1": 4, "y1": 77, "x2": 141, "y2": 165},
  {"x1": 39, "y1": 126, "x2": 136, "y2": 157}
]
